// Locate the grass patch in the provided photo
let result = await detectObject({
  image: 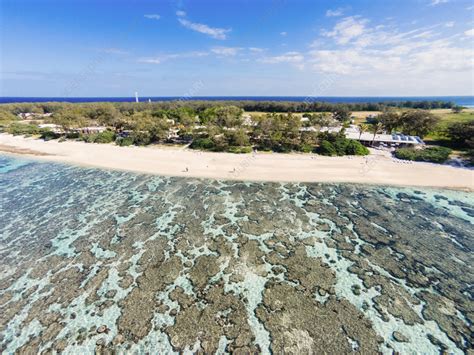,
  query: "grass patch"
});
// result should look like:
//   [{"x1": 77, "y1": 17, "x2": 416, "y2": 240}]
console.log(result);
[{"x1": 425, "y1": 110, "x2": 474, "y2": 142}]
